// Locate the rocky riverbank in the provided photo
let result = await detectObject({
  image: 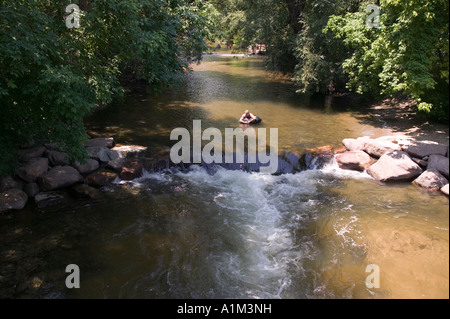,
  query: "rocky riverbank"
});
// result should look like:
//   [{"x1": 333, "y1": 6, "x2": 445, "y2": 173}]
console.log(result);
[
  {"x1": 1, "y1": 134, "x2": 449, "y2": 213},
  {"x1": 0, "y1": 138, "x2": 171, "y2": 212}
]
